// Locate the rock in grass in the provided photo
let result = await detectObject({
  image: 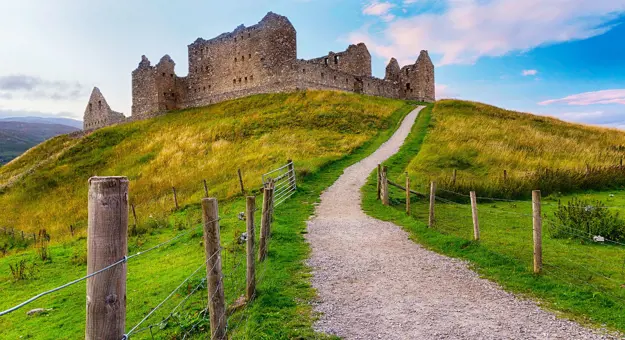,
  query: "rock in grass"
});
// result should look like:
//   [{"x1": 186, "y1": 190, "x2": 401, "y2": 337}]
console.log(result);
[{"x1": 27, "y1": 308, "x2": 51, "y2": 316}]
